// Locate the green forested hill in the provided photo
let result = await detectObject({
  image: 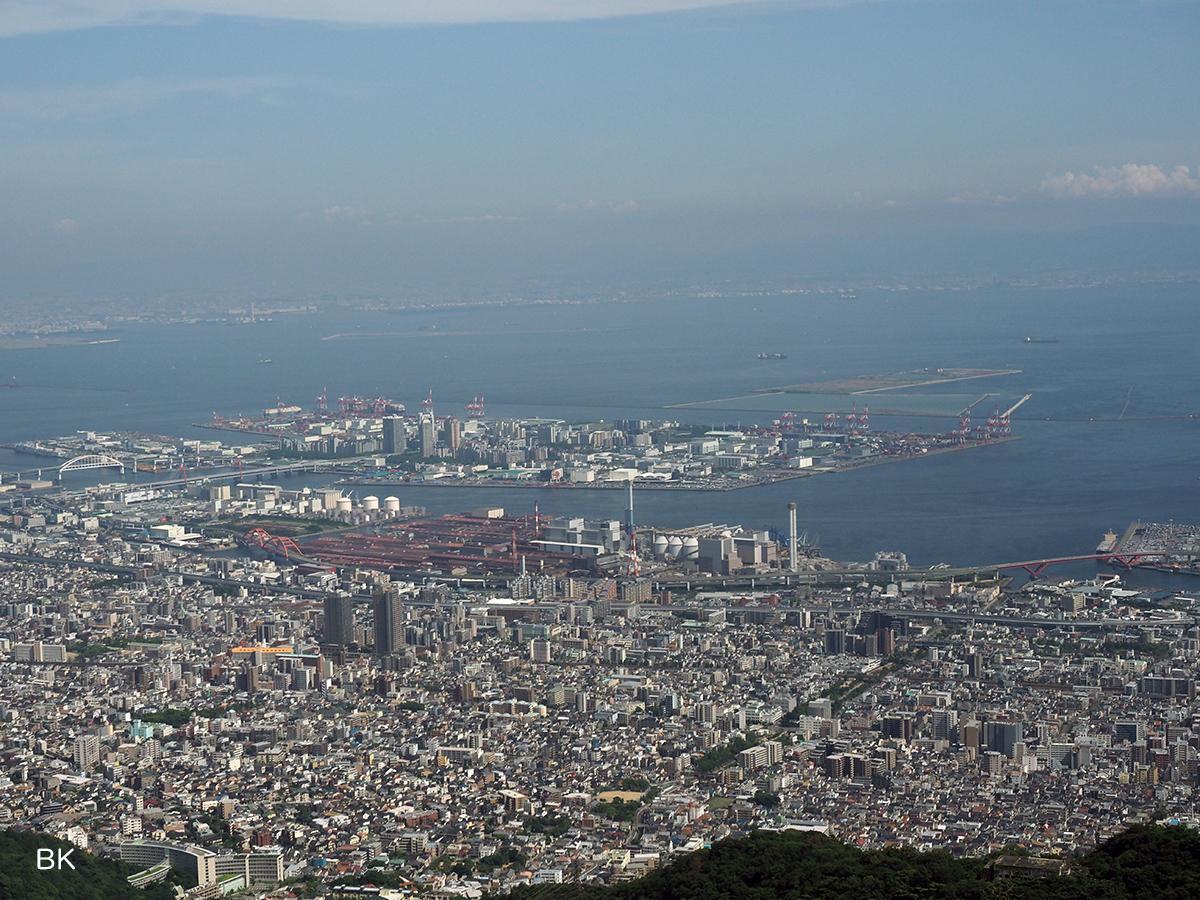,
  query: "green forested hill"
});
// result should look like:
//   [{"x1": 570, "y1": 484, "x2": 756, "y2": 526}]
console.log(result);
[
  {"x1": 0, "y1": 830, "x2": 175, "y2": 900},
  {"x1": 3, "y1": 823, "x2": 1197, "y2": 900},
  {"x1": 503, "y1": 825, "x2": 1200, "y2": 900}
]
